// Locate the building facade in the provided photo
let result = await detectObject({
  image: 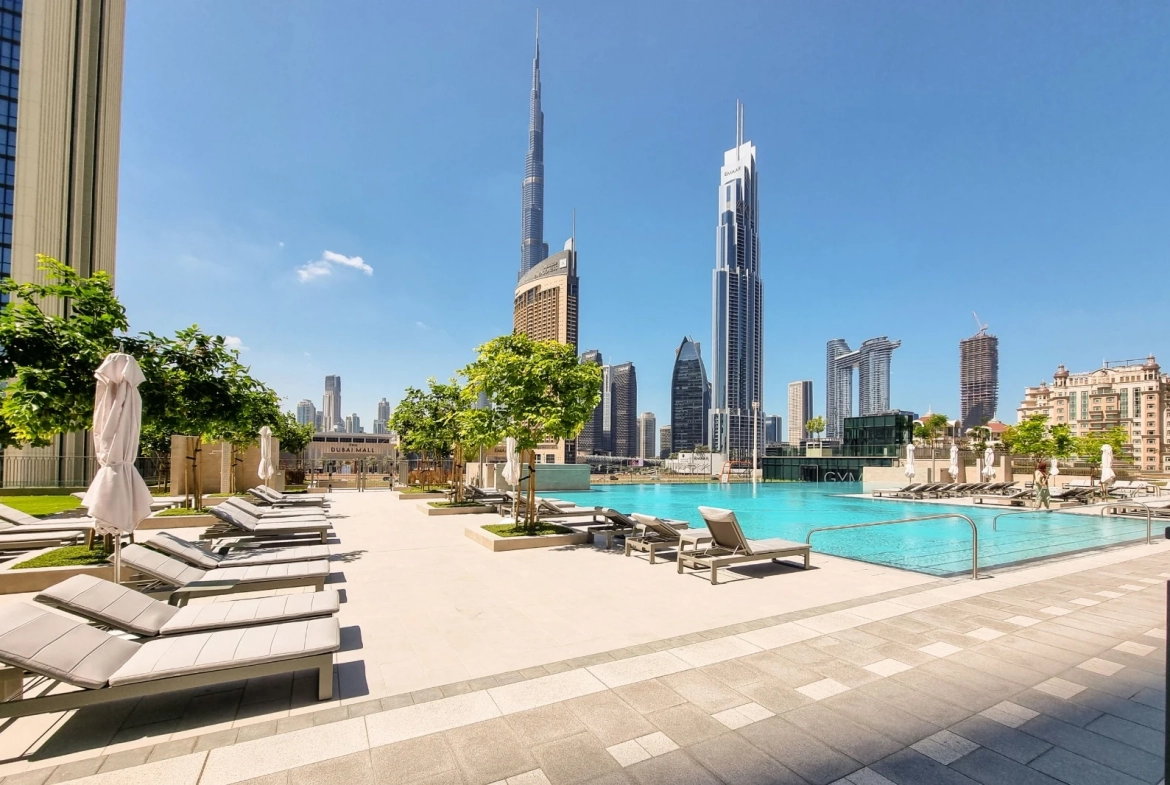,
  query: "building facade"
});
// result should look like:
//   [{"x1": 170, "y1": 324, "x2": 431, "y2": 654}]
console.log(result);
[
  {"x1": 296, "y1": 399, "x2": 317, "y2": 429},
  {"x1": 611, "y1": 362, "x2": 638, "y2": 457},
  {"x1": 841, "y1": 412, "x2": 915, "y2": 458},
  {"x1": 1, "y1": 0, "x2": 127, "y2": 487},
  {"x1": 577, "y1": 349, "x2": 606, "y2": 455},
  {"x1": 322, "y1": 375, "x2": 342, "y2": 433},
  {"x1": 519, "y1": 14, "x2": 548, "y2": 278},
  {"x1": 638, "y1": 412, "x2": 656, "y2": 459},
  {"x1": 825, "y1": 336, "x2": 901, "y2": 439},
  {"x1": 710, "y1": 102, "x2": 763, "y2": 460},
  {"x1": 344, "y1": 413, "x2": 361, "y2": 434},
  {"x1": 764, "y1": 415, "x2": 783, "y2": 445},
  {"x1": 670, "y1": 336, "x2": 710, "y2": 454},
  {"x1": 513, "y1": 242, "x2": 578, "y2": 350},
  {"x1": 787, "y1": 380, "x2": 813, "y2": 445},
  {"x1": 659, "y1": 425, "x2": 672, "y2": 459},
  {"x1": 1017, "y1": 357, "x2": 1169, "y2": 474},
  {"x1": 373, "y1": 397, "x2": 390, "y2": 434},
  {"x1": 960, "y1": 327, "x2": 999, "y2": 428}
]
